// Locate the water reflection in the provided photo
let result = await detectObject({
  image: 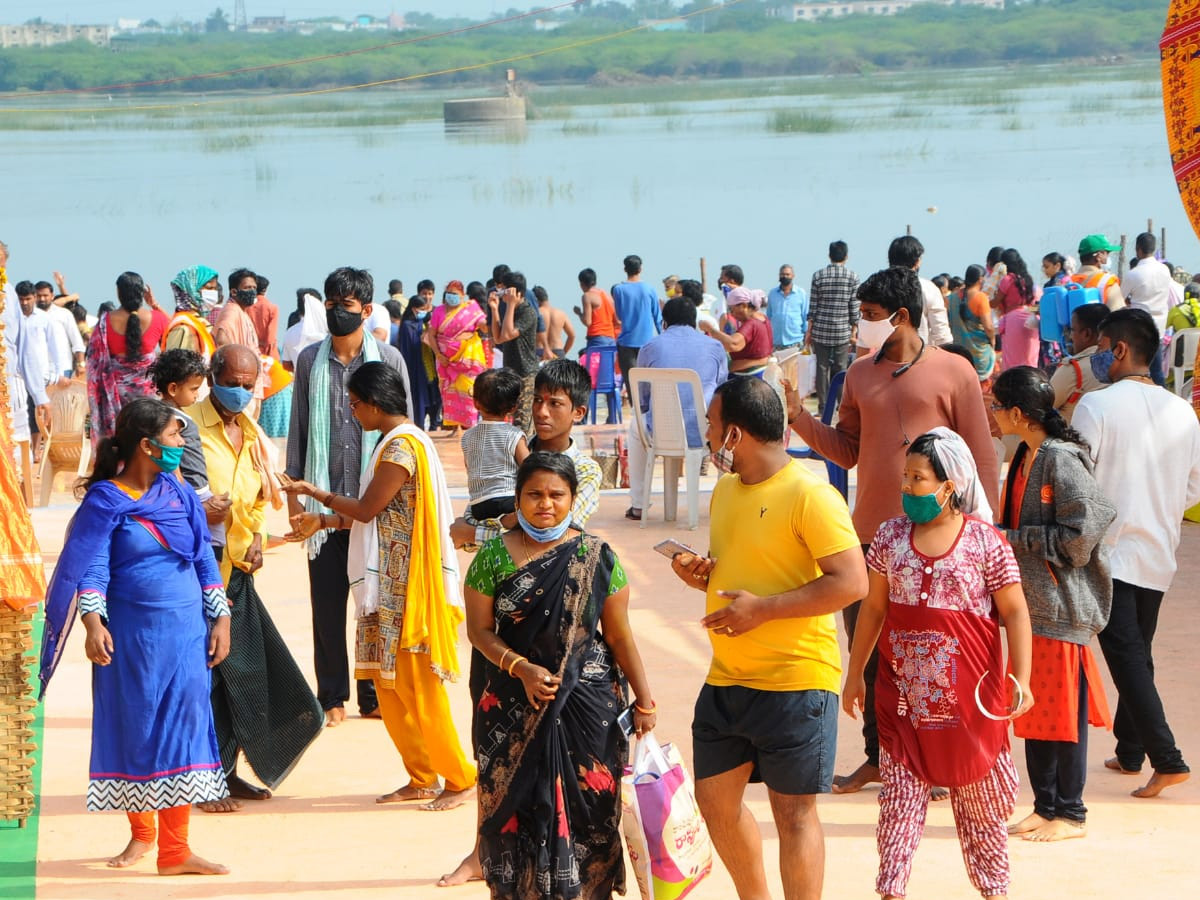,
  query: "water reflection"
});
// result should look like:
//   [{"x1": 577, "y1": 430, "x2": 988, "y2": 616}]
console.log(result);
[{"x1": 444, "y1": 119, "x2": 528, "y2": 144}]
